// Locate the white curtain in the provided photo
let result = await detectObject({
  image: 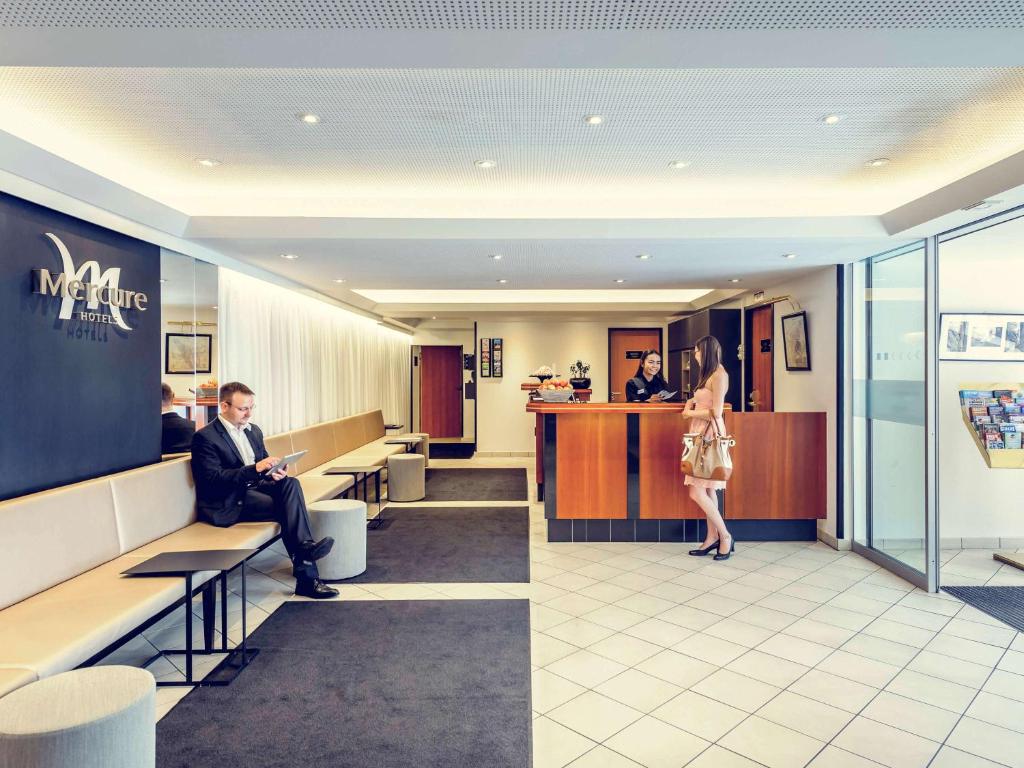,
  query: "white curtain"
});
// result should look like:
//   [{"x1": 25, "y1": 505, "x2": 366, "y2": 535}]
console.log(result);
[{"x1": 218, "y1": 268, "x2": 410, "y2": 435}]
